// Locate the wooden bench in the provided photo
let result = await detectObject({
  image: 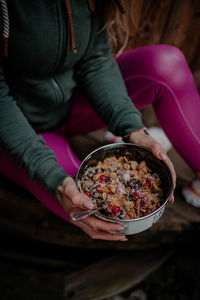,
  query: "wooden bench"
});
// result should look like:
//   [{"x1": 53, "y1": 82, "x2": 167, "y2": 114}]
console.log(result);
[
  {"x1": 0, "y1": 158, "x2": 200, "y2": 299},
  {"x1": 0, "y1": 143, "x2": 199, "y2": 251},
  {"x1": 1, "y1": 127, "x2": 200, "y2": 299}
]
